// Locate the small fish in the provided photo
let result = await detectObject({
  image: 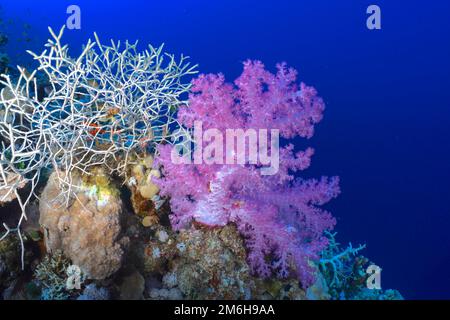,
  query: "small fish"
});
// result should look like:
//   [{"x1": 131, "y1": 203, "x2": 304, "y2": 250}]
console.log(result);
[
  {"x1": 107, "y1": 107, "x2": 120, "y2": 116},
  {"x1": 85, "y1": 122, "x2": 106, "y2": 136},
  {"x1": 98, "y1": 108, "x2": 120, "y2": 123},
  {"x1": 138, "y1": 136, "x2": 150, "y2": 149}
]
